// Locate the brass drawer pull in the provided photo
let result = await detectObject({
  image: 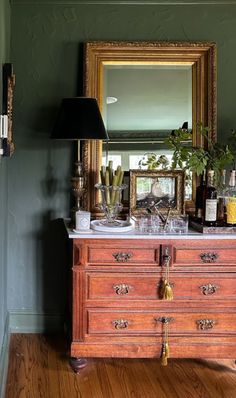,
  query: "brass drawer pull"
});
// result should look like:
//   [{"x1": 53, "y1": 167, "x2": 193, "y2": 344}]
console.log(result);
[
  {"x1": 112, "y1": 319, "x2": 129, "y2": 329},
  {"x1": 162, "y1": 246, "x2": 171, "y2": 266},
  {"x1": 200, "y1": 283, "x2": 218, "y2": 295},
  {"x1": 112, "y1": 252, "x2": 133, "y2": 262},
  {"x1": 196, "y1": 319, "x2": 215, "y2": 330},
  {"x1": 113, "y1": 283, "x2": 131, "y2": 295},
  {"x1": 155, "y1": 317, "x2": 174, "y2": 324},
  {"x1": 200, "y1": 252, "x2": 219, "y2": 263}
]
